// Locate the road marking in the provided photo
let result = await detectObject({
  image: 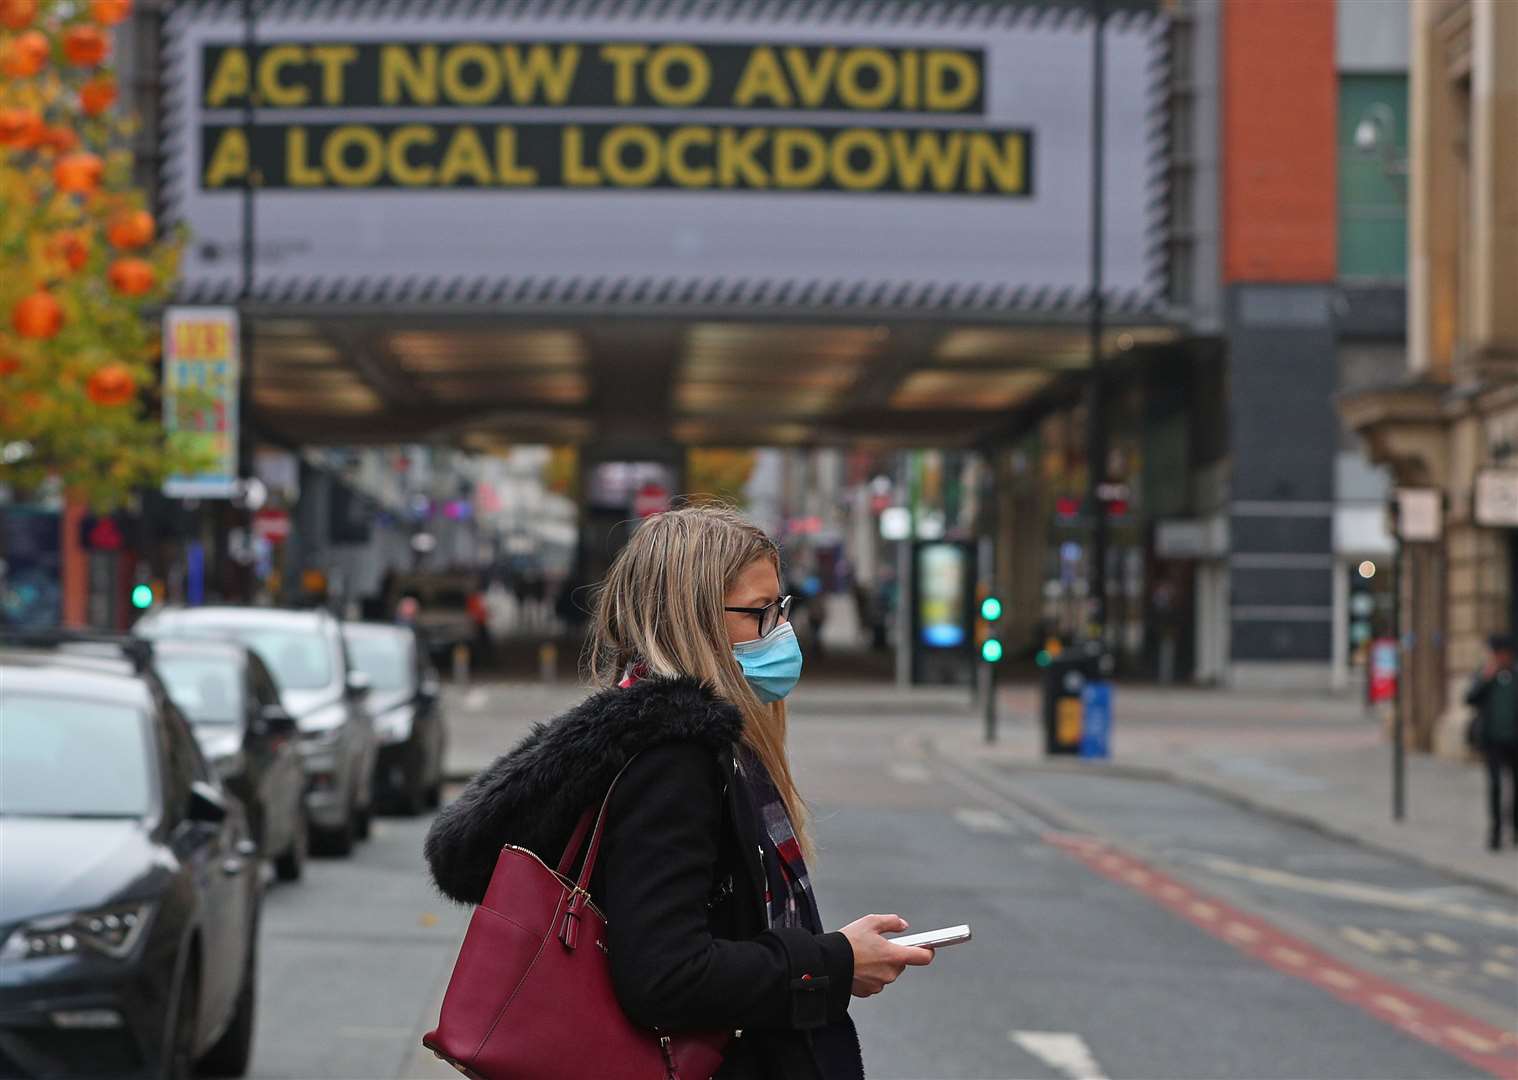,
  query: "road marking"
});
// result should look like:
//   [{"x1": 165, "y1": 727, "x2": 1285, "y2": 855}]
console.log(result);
[
  {"x1": 1480, "y1": 959, "x2": 1515, "y2": 980},
  {"x1": 1424, "y1": 932, "x2": 1464, "y2": 956},
  {"x1": 1224, "y1": 921, "x2": 1261, "y2": 944},
  {"x1": 463, "y1": 688, "x2": 488, "y2": 711},
  {"x1": 1010, "y1": 1031, "x2": 1108, "y2": 1080},
  {"x1": 1340, "y1": 926, "x2": 1390, "y2": 954},
  {"x1": 1372, "y1": 994, "x2": 1420, "y2": 1018},
  {"x1": 1447, "y1": 1029, "x2": 1500, "y2": 1054},
  {"x1": 954, "y1": 808, "x2": 1015, "y2": 834},
  {"x1": 1046, "y1": 835, "x2": 1518, "y2": 1079},
  {"x1": 1195, "y1": 854, "x2": 1518, "y2": 930},
  {"x1": 1317, "y1": 968, "x2": 1359, "y2": 990},
  {"x1": 888, "y1": 761, "x2": 932, "y2": 784}
]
